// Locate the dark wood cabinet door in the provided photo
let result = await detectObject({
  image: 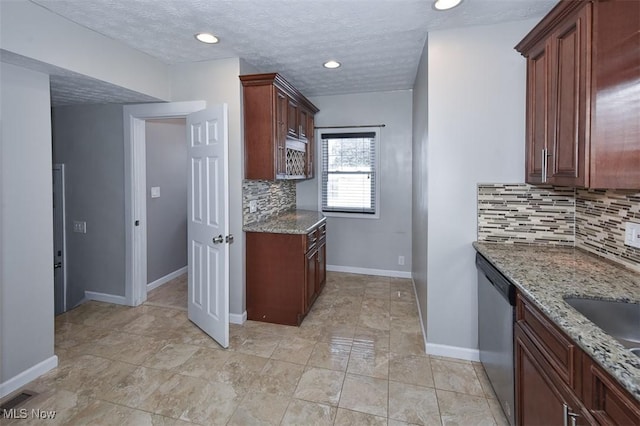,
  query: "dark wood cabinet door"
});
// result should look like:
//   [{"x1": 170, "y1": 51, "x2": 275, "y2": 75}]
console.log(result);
[
  {"x1": 305, "y1": 247, "x2": 318, "y2": 311},
  {"x1": 515, "y1": 325, "x2": 592, "y2": 426},
  {"x1": 287, "y1": 98, "x2": 299, "y2": 138},
  {"x1": 299, "y1": 108, "x2": 309, "y2": 140},
  {"x1": 526, "y1": 41, "x2": 550, "y2": 184},
  {"x1": 548, "y1": 4, "x2": 590, "y2": 187},
  {"x1": 306, "y1": 115, "x2": 315, "y2": 179},
  {"x1": 590, "y1": 0, "x2": 640, "y2": 189},
  {"x1": 317, "y1": 240, "x2": 326, "y2": 293},
  {"x1": 276, "y1": 90, "x2": 288, "y2": 176}
]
